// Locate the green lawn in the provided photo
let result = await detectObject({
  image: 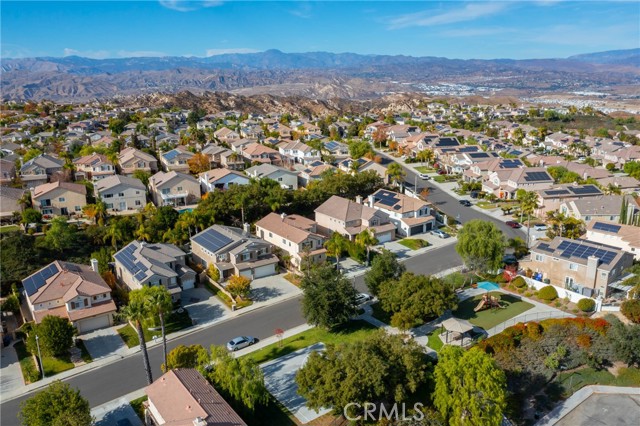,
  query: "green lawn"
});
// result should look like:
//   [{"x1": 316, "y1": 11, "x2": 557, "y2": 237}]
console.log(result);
[
  {"x1": 129, "y1": 396, "x2": 148, "y2": 422},
  {"x1": 427, "y1": 327, "x2": 444, "y2": 351},
  {"x1": 42, "y1": 355, "x2": 74, "y2": 376},
  {"x1": 397, "y1": 238, "x2": 428, "y2": 250},
  {"x1": 453, "y1": 292, "x2": 534, "y2": 330},
  {"x1": 554, "y1": 367, "x2": 640, "y2": 398},
  {"x1": 14, "y1": 341, "x2": 40, "y2": 384},
  {"x1": 0, "y1": 225, "x2": 20, "y2": 234},
  {"x1": 117, "y1": 309, "x2": 193, "y2": 348},
  {"x1": 245, "y1": 320, "x2": 378, "y2": 365},
  {"x1": 414, "y1": 166, "x2": 436, "y2": 173}
]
